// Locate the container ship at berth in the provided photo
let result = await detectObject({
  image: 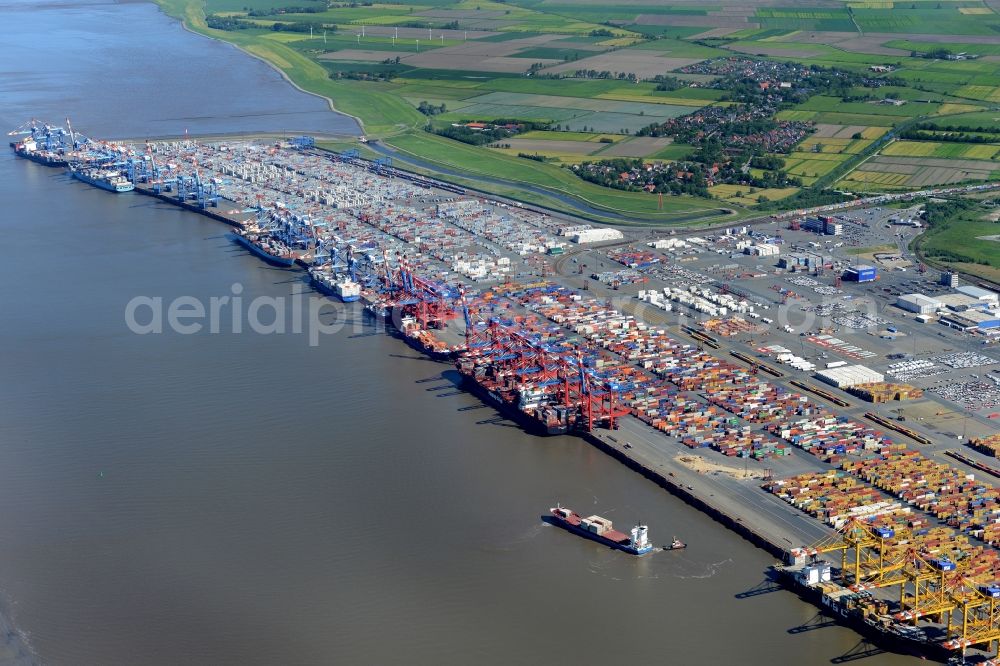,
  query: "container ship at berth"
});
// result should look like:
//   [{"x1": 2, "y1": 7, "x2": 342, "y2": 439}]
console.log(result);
[
  {"x1": 231, "y1": 227, "x2": 297, "y2": 267},
  {"x1": 774, "y1": 559, "x2": 954, "y2": 662},
  {"x1": 9, "y1": 119, "x2": 91, "y2": 167},
  {"x1": 547, "y1": 505, "x2": 653, "y2": 555},
  {"x1": 231, "y1": 207, "x2": 312, "y2": 267},
  {"x1": 456, "y1": 355, "x2": 576, "y2": 435},
  {"x1": 69, "y1": 164, "x2": 134, "y2": 193},
  {"x1": 309, "y1": 266, "x2": 361, "y2": 302},
  {"x1": 398, "y1": 315, "x2": 456, "y2": 361}
]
